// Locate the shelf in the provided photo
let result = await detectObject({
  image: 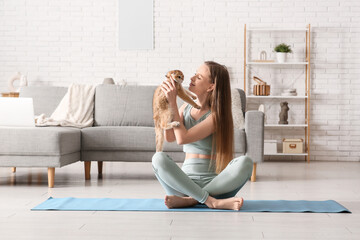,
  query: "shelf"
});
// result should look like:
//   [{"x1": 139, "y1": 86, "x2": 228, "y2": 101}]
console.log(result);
[
  {"x1": 265, "y1": 124, "x2": 308, "y2": 128},
  {"x1": 247, "y1": 62, "x2": 309, "y2": 65},
  {"x1": 247, "y1": 95, "x2": 308, "y2": 99},
  {"x1": 244, "y1": 24, "x2": 311, "y2": 163},
  {"x1": 264, "y1": 153, "x2": 308, "y2": 156},
  {"x1": 247, "y1": 28, "x2": 308, "y2": 32}
]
